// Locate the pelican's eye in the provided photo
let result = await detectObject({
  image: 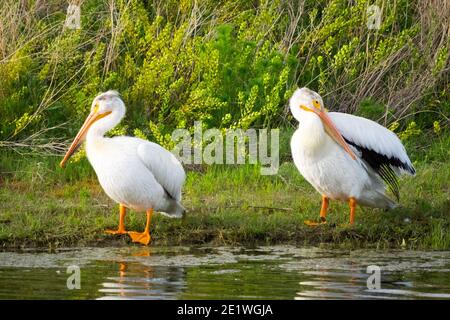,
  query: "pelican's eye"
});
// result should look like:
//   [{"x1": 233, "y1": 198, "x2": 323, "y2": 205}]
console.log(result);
[{"x1": 312, "y1": 100, "x2": 321, "y2": 109}]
